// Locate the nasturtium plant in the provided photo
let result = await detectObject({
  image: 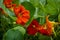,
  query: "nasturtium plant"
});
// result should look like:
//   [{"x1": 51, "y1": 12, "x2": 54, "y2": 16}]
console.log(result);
[{"x1": 0, "y1": 0, "x2": 60, "y2": 40}]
